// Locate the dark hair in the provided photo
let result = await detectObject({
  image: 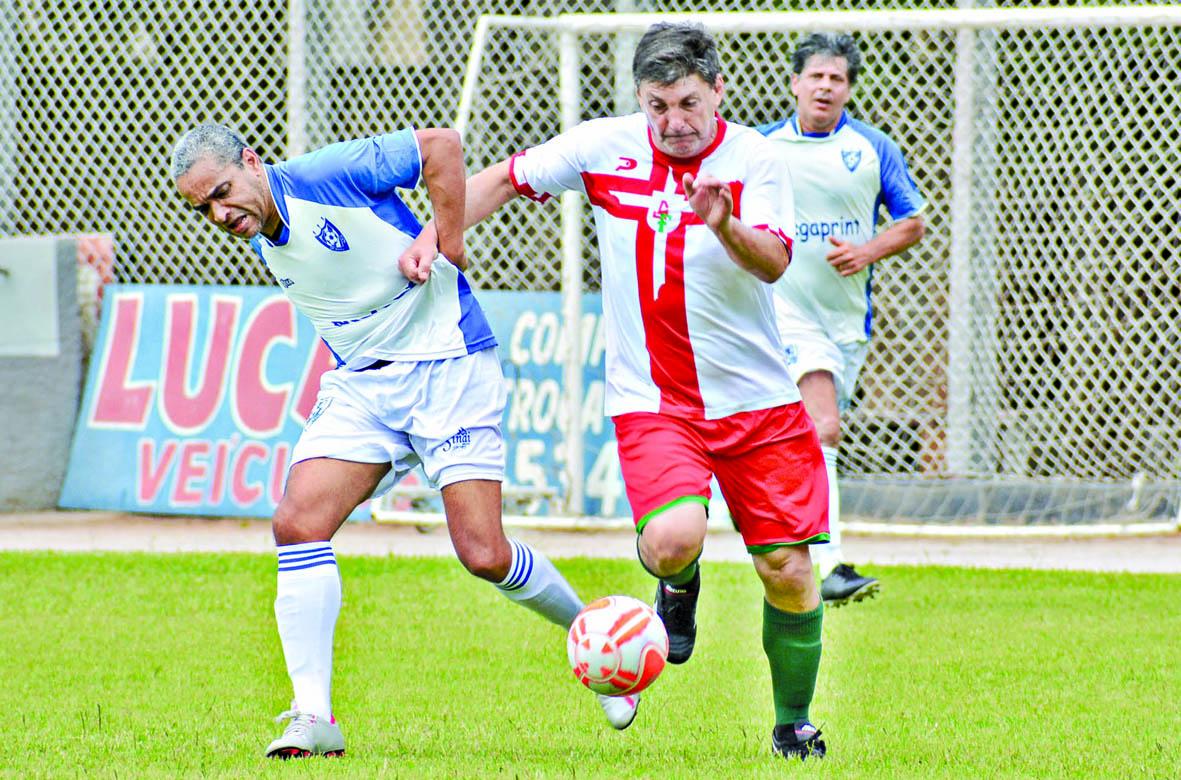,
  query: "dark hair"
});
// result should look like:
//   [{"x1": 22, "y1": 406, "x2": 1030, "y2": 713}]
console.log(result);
[
  {"x1": 632, "y1": 22, "x2": 721, "y2": 87},
  {"x1": 170, "y1": 123, "x2": 248, "y2": 180},
  {"x1": 791, "y1": 33, "x2": 862, "y2": 85}
]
